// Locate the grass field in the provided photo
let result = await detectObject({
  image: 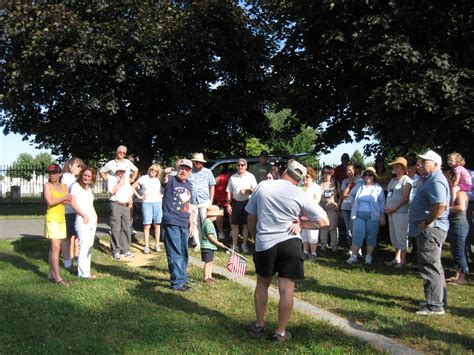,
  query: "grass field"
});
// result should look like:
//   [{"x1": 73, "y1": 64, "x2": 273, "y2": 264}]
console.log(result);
[{"x1": 0, "y1": 238, "x2": 379, "y2": 354}]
